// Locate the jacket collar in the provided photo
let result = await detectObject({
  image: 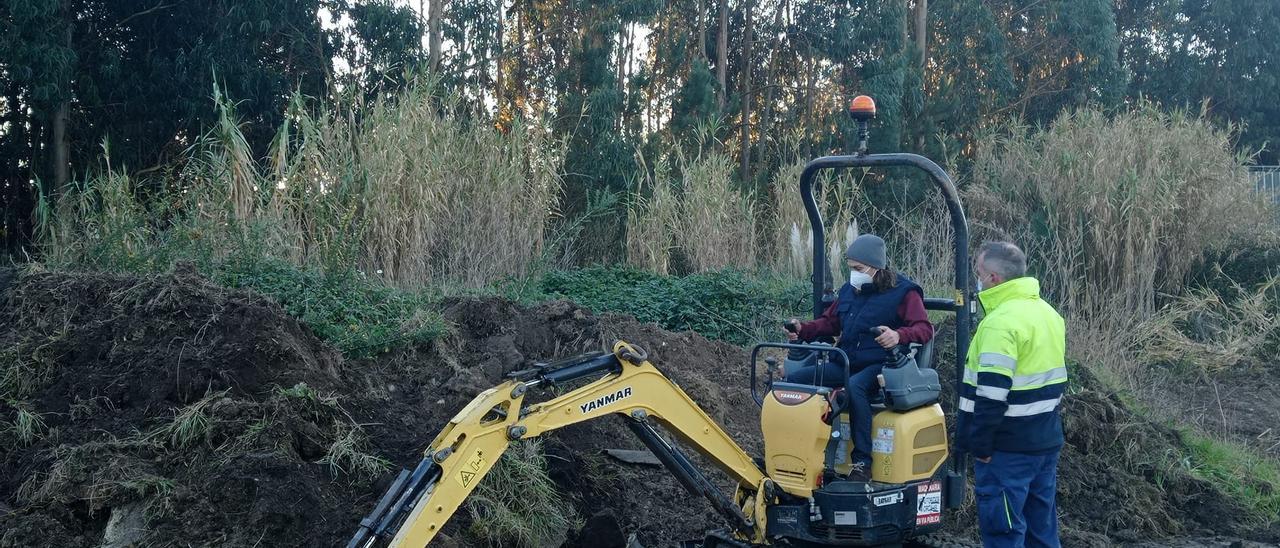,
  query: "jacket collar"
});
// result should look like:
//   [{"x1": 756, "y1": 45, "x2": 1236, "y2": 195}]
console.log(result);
[{"x1": 977, "y1": 277, "x2": 1040, "y2": 312}]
